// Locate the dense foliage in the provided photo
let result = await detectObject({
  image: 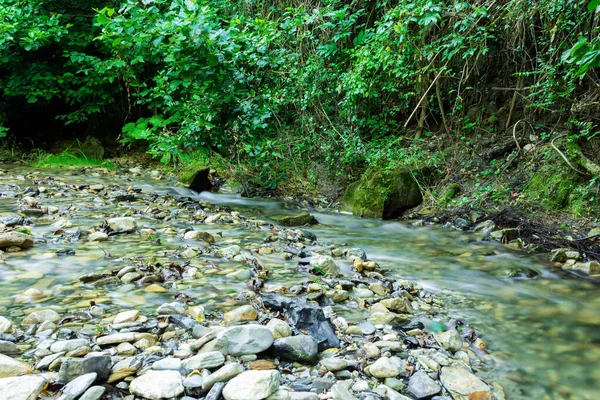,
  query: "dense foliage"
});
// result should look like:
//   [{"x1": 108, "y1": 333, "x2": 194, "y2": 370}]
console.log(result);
[{"x1": 1, "y1": 0, "x2": 598, "y2": 189}]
